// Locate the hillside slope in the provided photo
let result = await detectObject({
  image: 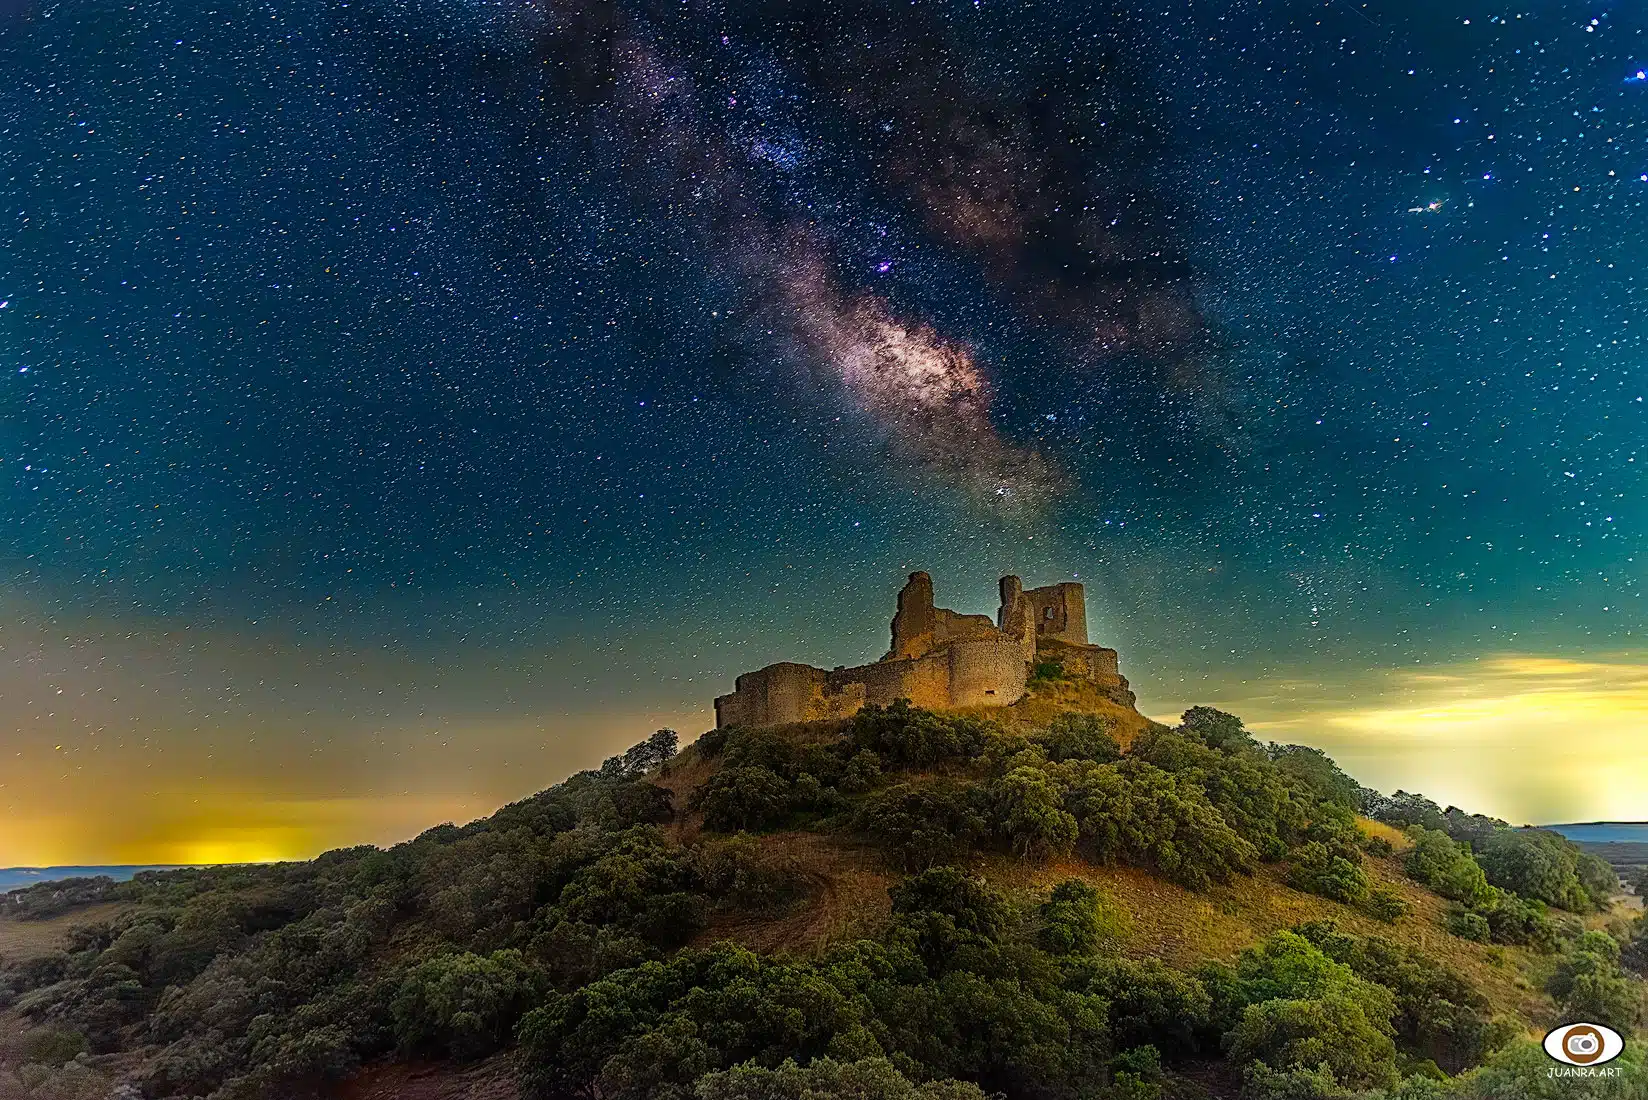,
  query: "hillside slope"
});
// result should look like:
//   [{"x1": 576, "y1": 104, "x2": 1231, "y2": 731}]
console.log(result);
[{"x1": 2, "y1": 700, "x2": 1645, "y2": 1100}]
